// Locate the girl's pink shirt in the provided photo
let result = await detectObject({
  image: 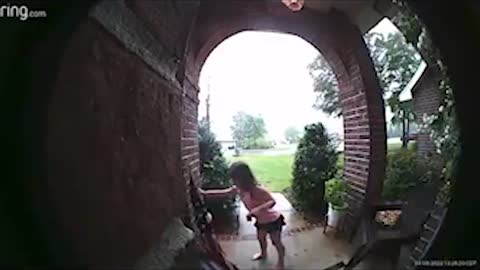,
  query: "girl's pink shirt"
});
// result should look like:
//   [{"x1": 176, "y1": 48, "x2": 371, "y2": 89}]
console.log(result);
[{"x1": 234, "y1": 185, "x2": 280, "y2": 224}]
